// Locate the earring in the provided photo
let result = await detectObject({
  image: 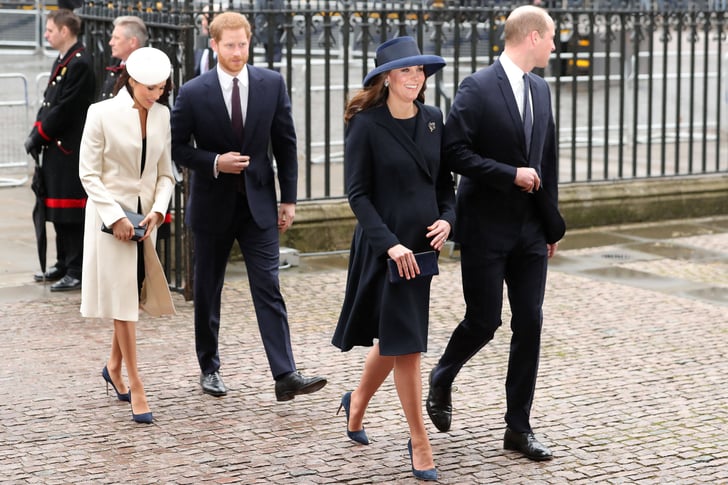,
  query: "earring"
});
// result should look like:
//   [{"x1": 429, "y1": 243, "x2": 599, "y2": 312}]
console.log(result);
[{"x1": 384, "y1": 80, "x2": 389, "y2": 88}]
